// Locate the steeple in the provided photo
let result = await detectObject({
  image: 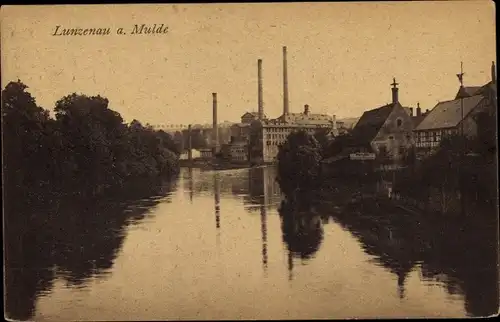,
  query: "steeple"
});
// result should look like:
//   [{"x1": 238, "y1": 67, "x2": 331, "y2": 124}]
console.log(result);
[{"x1": 391, "y1": 77, "x2": 399, "y2": 104}]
